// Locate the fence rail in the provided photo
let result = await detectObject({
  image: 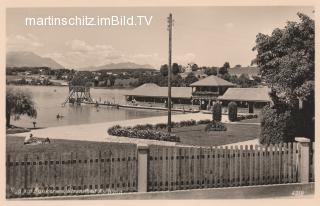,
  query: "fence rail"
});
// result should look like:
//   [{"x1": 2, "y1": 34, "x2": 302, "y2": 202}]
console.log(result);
[
  {"x1": 6, "y1": 147, "x2": 138, "y2": 198},
  {"x1": 6, "y1": 141, "x2": 314, "y2": 197},
  {"x1": 148, "y1": 143, "x2": 304, "y2": 191}
]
